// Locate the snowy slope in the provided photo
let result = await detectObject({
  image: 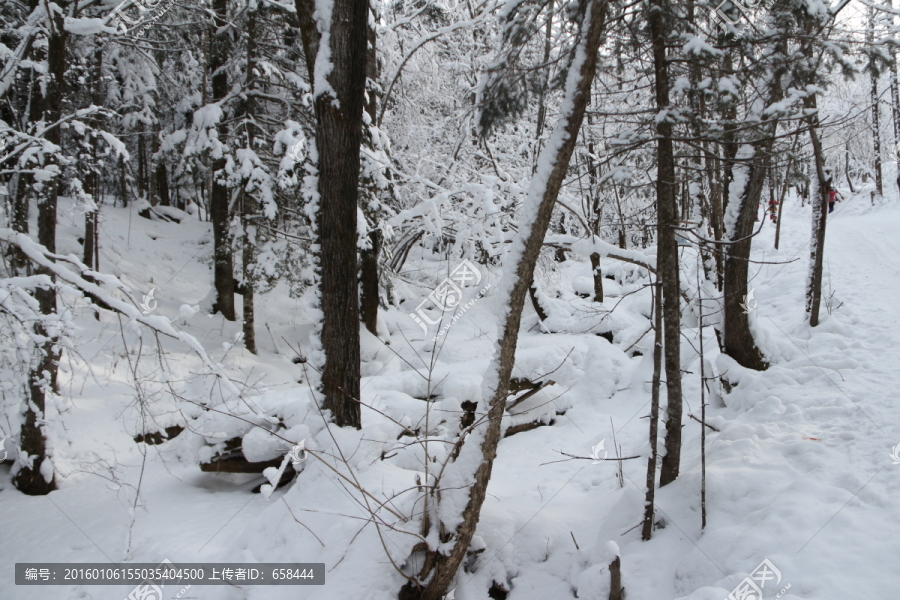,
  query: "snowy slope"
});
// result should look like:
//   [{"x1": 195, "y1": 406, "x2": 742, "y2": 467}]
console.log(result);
[{"x1": 2, "y1": 188, "x2": 899, "y2": 600}]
